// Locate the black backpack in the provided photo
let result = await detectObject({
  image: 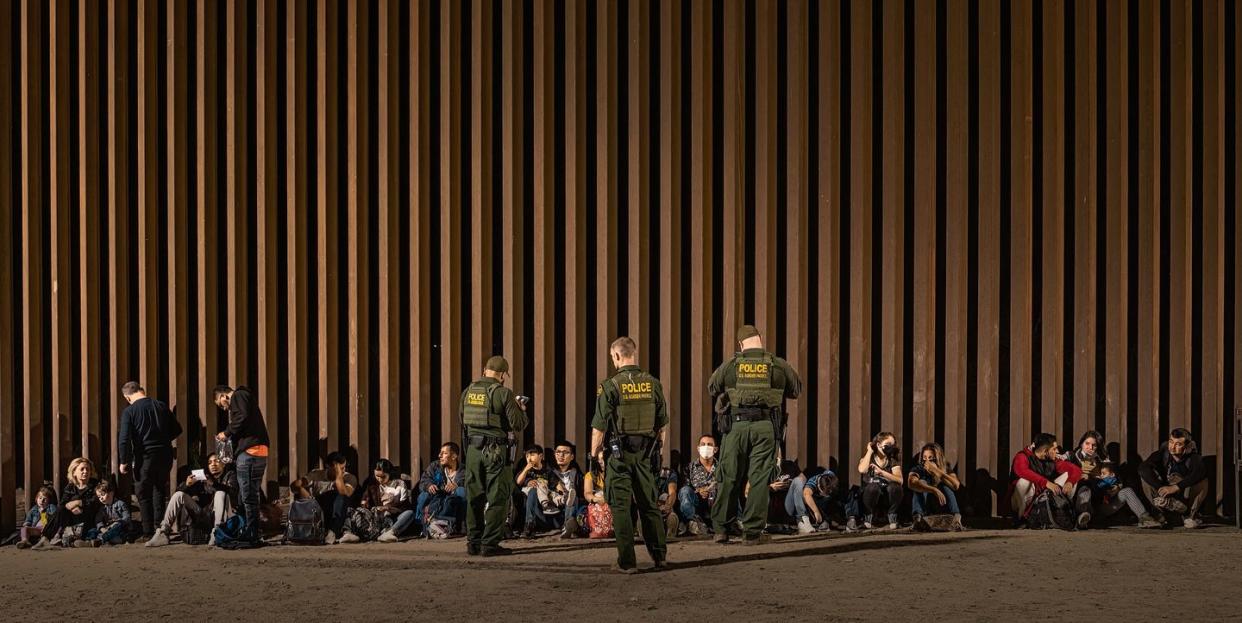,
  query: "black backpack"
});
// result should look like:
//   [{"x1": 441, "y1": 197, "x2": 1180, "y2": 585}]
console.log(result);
[
  {"x1": 285, "y1": 497, "x2": 327, "y2": 544},
  {"x1": 1028, "y1": 489, "x2": 1076, "y2": 531}
]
